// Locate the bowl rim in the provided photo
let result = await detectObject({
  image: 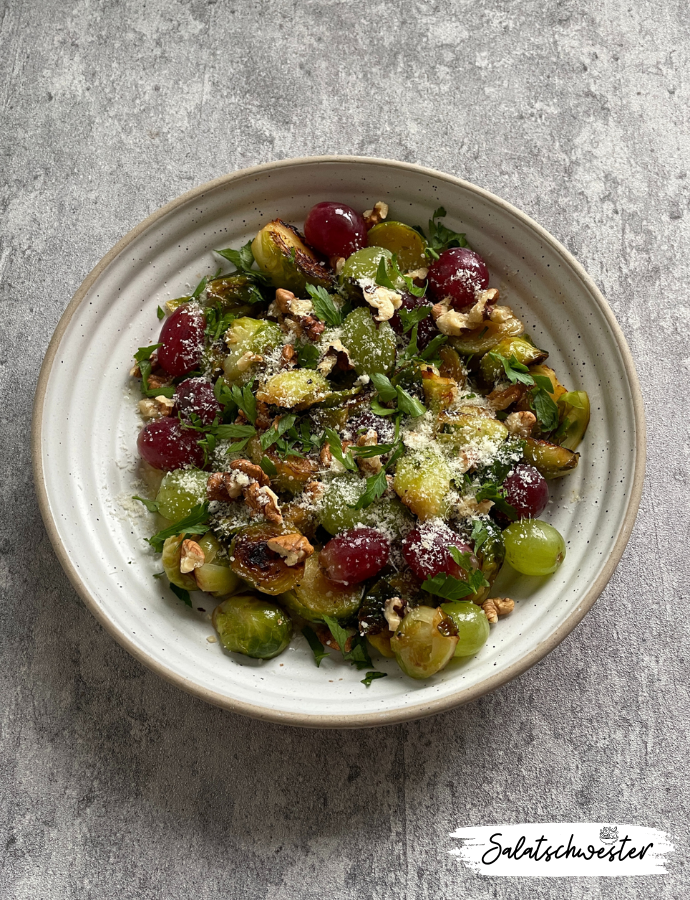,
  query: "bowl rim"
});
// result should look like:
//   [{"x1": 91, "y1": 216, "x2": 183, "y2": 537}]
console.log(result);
[{"x1": 31, "y1": 155, "x2": 646, "y2": 728}]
